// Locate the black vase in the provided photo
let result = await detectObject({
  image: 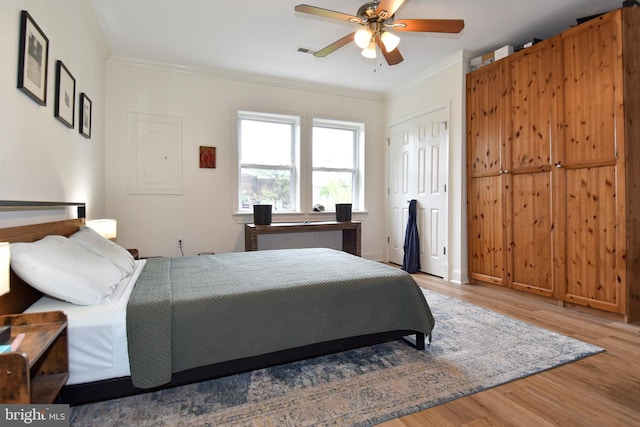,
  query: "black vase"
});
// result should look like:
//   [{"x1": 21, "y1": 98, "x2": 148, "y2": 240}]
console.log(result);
[
  {"x1": 335, "y1": 203, "x2": 352, "y2": 222},
  {"x1": 253, "y1": 204, "x2": 272, "y2": 225}
]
